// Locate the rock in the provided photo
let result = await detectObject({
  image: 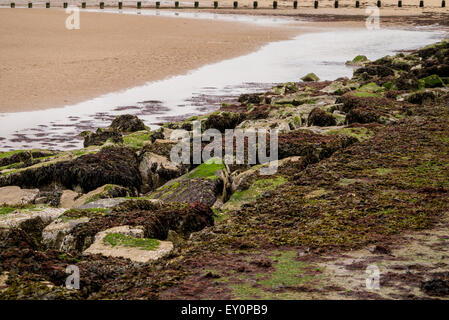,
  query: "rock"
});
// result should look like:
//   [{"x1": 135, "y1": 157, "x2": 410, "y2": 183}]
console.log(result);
[
  {"x1": 150, "y1": 159, "x2": 228, "y2": 207},
  {"x1": 0, "y1": 146, "x2": 142, "y2": 194},
  {"x1": 59, "y1": 190, "x2": 79, "y2": 208},
  {"x1": 345, "y1": 55, "x2": 369, "y2": 66},
  {"x1": 80, "y1": 128, "x2": 123, "y2": 148},
  {"x1": 231, "y1": 156, "x2": 303, "y2": 193},
  {"x1": 420, "y1": 74, "x2": 445, "y2": 88},
  {"x1": 0, "y1": 206, "x2": 65, "y2": 243},
  {"x1": 110, "y1": 114, "x2": 146, "y2": 133},
  {"x1": 73, "y1": 184, "x2": 134, "y2": 208},
  {"x1": 271, "y1": 82, "x2": 298, "y2": 95},
  {"x1": 238, "y1": 93, "x2": 262, "y2": 105},
  {"x1": 83, "y1": 225, "x2": 173, "y2": 263},
  {"x1": 307, "y1": 108, "x2": 337, "y2": 127},
  {"x1": 0, "y1": 186, "x2": 39, "y2": 206},
  {"x1": 77, "y1": 197, "x2": 129, "y2": 210},
  {"x1": 278, "y1": 130, "x2": 358, "y2": 161},
  {"x1": 421, "y1": 279, "x2": 449, "y2": 297},
  {"x1": 406, "y1": 91, "x2": 437, "y2": 105},
  {"x1": 354, "y1": 65, "x2": 394, "y2": 78},
  {"x1": 345, "y1": 107, "x2": 380, "y2": 124},
  {"x1": 301, "y1": 73, "x2": 320, "y2": 82},
  {"x1": 42, "y1": 217, "x2": 90, "y2": 251},
  {"x1": 142, "y1": 139, "x2": 178, "y2": 159},
  {"x1": 139, "y1": 152, "x2": 186, "y2": 193},
  {"x1": 203, "y1": 112, "x2": 245, "y2": 133}
]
